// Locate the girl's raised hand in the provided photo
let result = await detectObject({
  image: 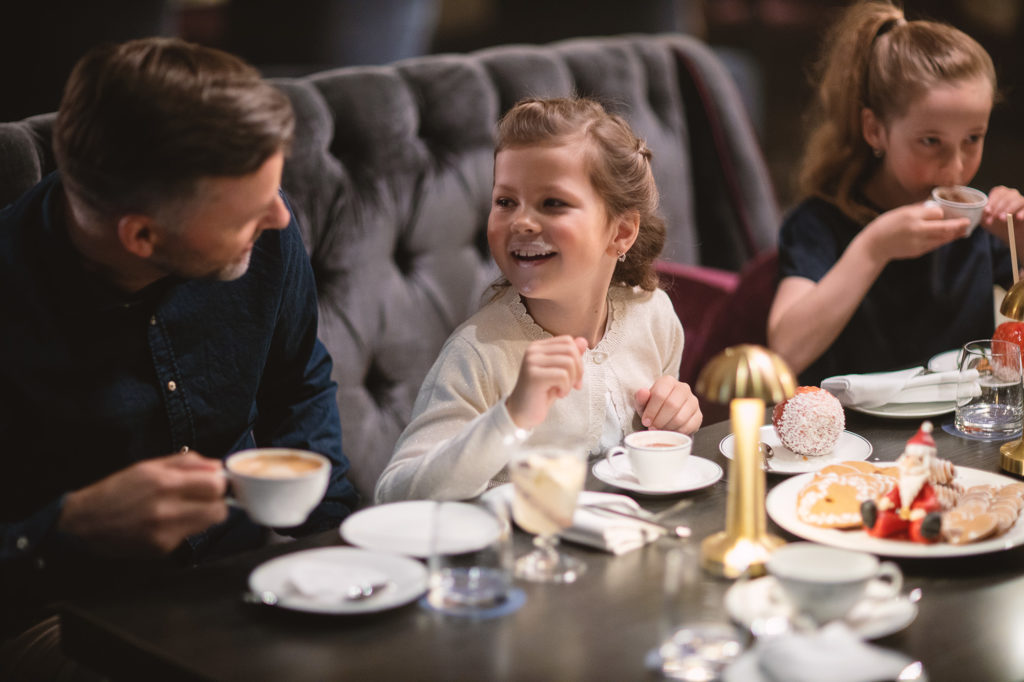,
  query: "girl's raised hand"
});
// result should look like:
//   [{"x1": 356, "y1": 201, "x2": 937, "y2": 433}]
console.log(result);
[
  {"x1": 635, "y1": 376, "x2": 702, "y2": 435},
  {"x1": 981, "y1": 185, "x2": 1024, "y2": 232},
  {"x1": 506, "y1": 335, "x2": 589, "y2": 429},
  {"x1": 861, "y1": 203, "x2": 968, "y2": 263}
]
